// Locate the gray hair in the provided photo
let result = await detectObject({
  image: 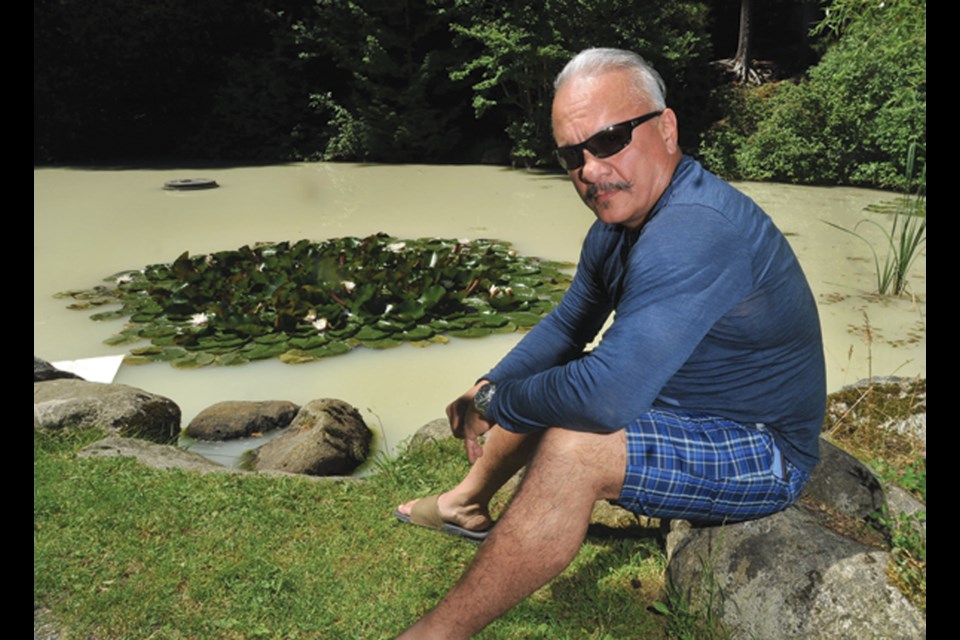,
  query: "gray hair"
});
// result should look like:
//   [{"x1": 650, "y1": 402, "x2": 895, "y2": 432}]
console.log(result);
[{"x1": 554, "y1": 48, "x2": 667, "y2": 109}]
